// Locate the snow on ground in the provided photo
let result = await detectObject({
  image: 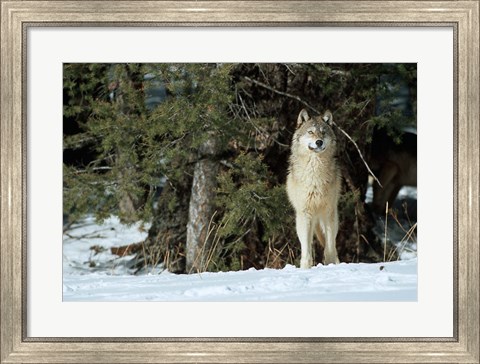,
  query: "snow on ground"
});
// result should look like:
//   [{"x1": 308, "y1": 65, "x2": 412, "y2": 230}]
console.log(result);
[
  {"x1": 63, "y1": 260, "x2": 416, "y2": 302},
  {"x1": 63, "y1": 215, "x2": 149, "y2": 276},
  {"x1": 63, "y1": 197, "x2": 417, "y2": 302},
  {"x1": 365, "y1": 185, "x2": 417, "y2": 204}
]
